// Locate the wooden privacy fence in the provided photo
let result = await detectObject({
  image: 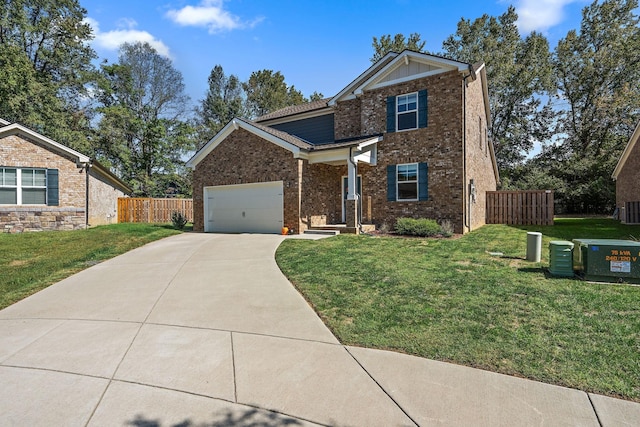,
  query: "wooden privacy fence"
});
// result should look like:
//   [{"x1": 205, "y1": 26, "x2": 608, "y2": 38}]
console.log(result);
[
  {"x1": 118, "y1": 198, "x2": 193, "y2": 223},
  {"x1": 625, "y1": 201, "x2": 640, "y2": 224},
  {"x1": 486, "y1": 190, "x2": 554, "y2": 226}
]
